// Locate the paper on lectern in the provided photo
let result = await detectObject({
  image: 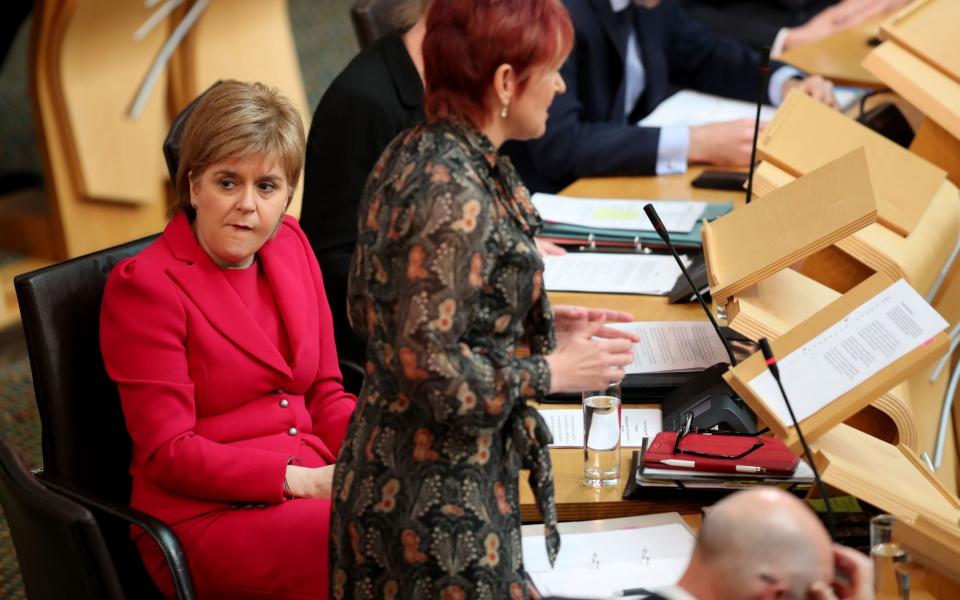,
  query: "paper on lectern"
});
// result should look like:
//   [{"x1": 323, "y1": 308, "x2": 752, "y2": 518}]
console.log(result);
[{"x1": 746, "y1": 279, "x2": 947, "y2": 425}]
